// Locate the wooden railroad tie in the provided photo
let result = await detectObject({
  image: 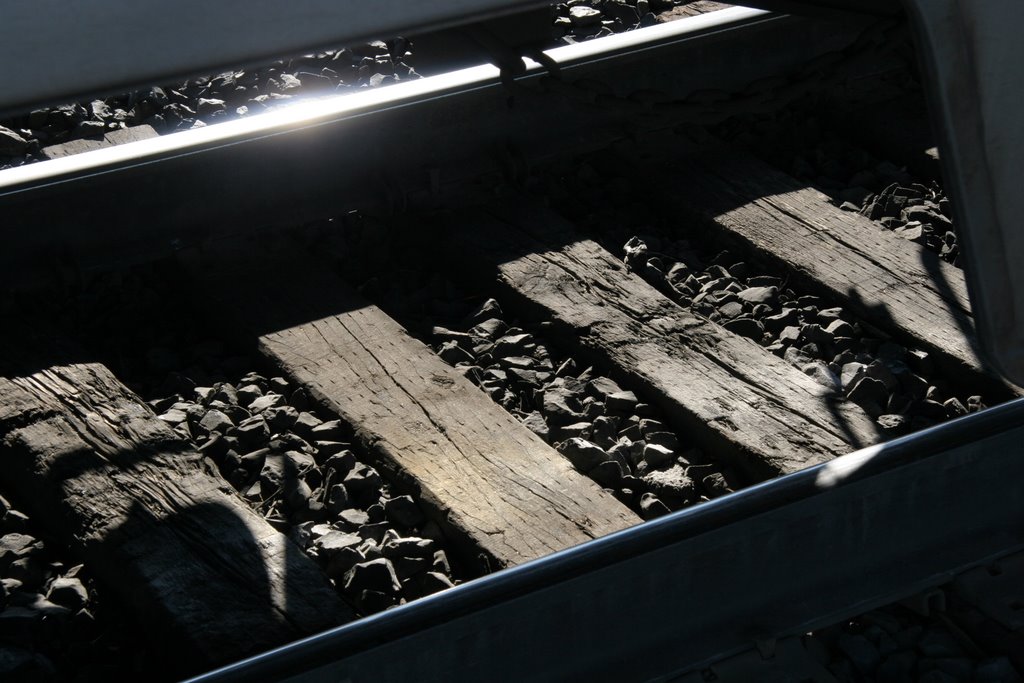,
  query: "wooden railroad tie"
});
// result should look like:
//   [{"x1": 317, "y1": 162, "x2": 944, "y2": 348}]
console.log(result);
[
  {"x1": 443, "y1": 203, "x2": 878, "y2": 480},
  {"x1": 642, "y1": 140, "x2": 1020, "y2": 399},
  {"x1": 185, "y1": 245, "x2": 640, "y2": 571},
  {"x1": 0, "y1": 363, "x2": 352, "y2": 674}
]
